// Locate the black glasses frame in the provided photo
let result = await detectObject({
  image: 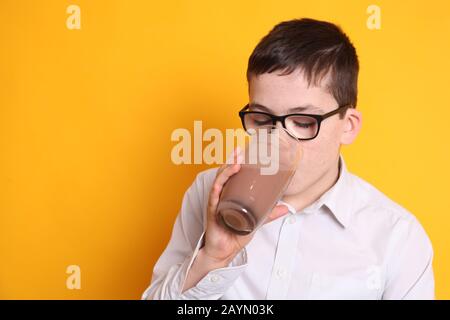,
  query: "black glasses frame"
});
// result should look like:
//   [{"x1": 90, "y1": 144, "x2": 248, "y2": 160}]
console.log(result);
[{"x1": 238, "y1": 103, "x2": 352, "y2": 141}]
